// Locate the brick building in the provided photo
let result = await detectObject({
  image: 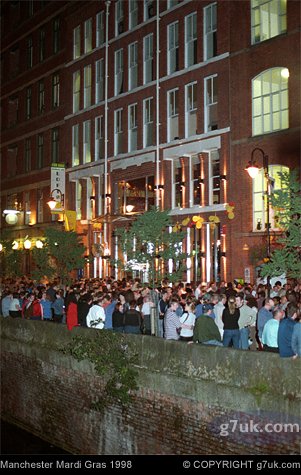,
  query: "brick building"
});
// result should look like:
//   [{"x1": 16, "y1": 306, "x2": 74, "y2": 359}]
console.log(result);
[{"x1": 1, "y1": 0, "x2": 300, "y2": 283}]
